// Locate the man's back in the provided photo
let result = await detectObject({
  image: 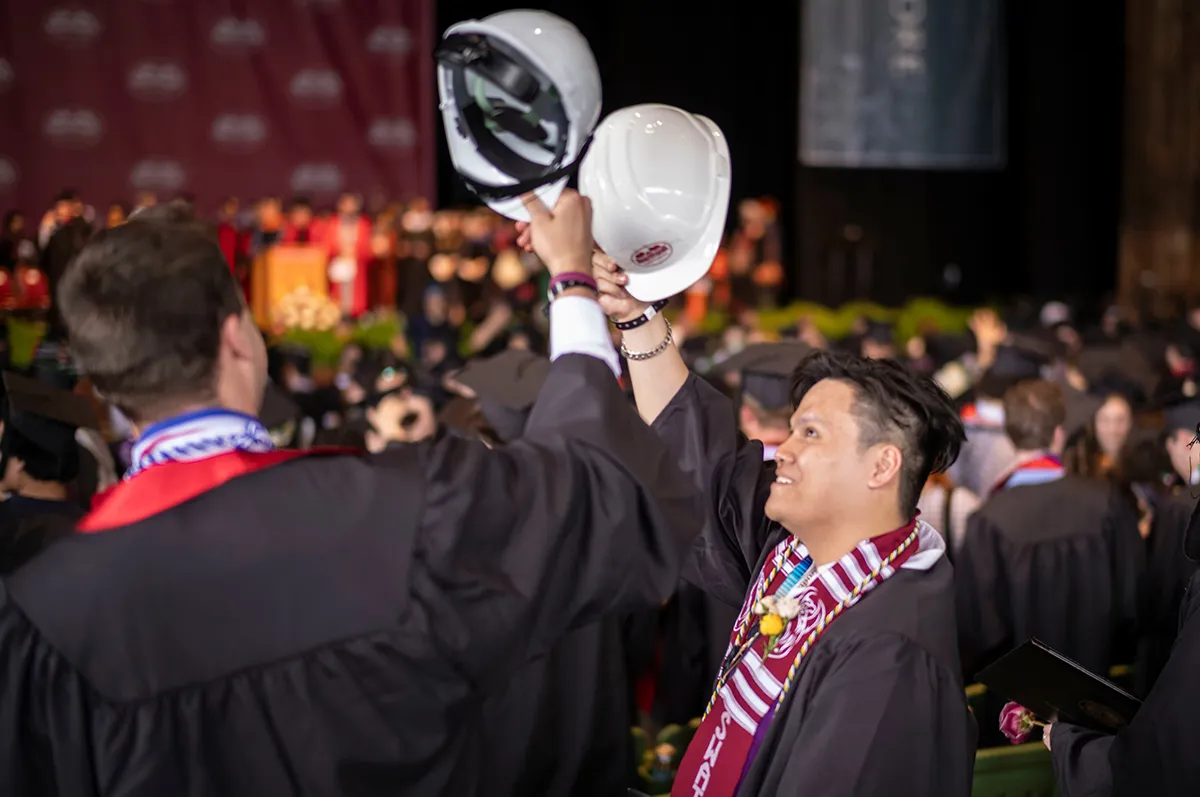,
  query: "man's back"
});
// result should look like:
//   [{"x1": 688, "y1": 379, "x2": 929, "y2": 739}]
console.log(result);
[
  {"x1": 0, "y1": 355, "x2": 703, "y2": 797},
  {"x1": 956, "y1": 475, "x2": 1140, "y2": 675}
]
